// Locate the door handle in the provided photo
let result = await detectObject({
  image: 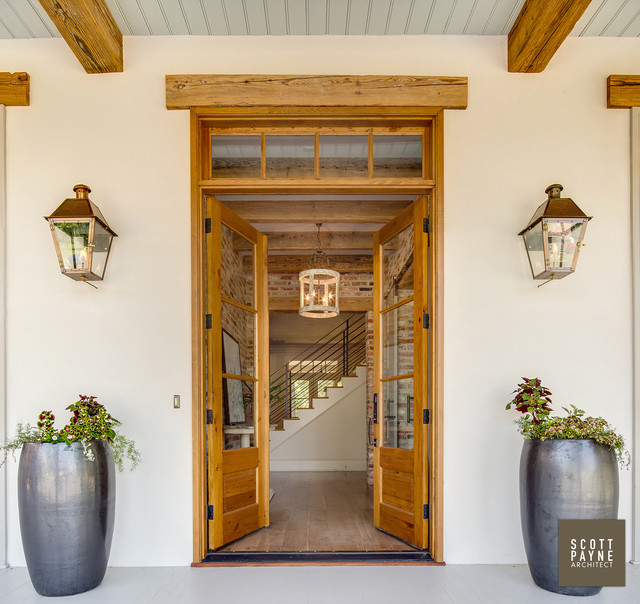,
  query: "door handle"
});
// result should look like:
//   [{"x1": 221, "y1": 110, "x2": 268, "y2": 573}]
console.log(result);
[
  {"x1": 368, "y1": 417, "x2": 378, "y2": 447},
  {"x1": 370, "y1": 393, "x2": 379, "y2": 447}
]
